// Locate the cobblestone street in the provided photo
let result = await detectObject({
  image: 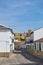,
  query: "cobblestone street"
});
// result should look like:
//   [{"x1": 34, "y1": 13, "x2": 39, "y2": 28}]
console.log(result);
[{"x1": 0, "y1": 50, "x2": 43, "y2": 65}]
